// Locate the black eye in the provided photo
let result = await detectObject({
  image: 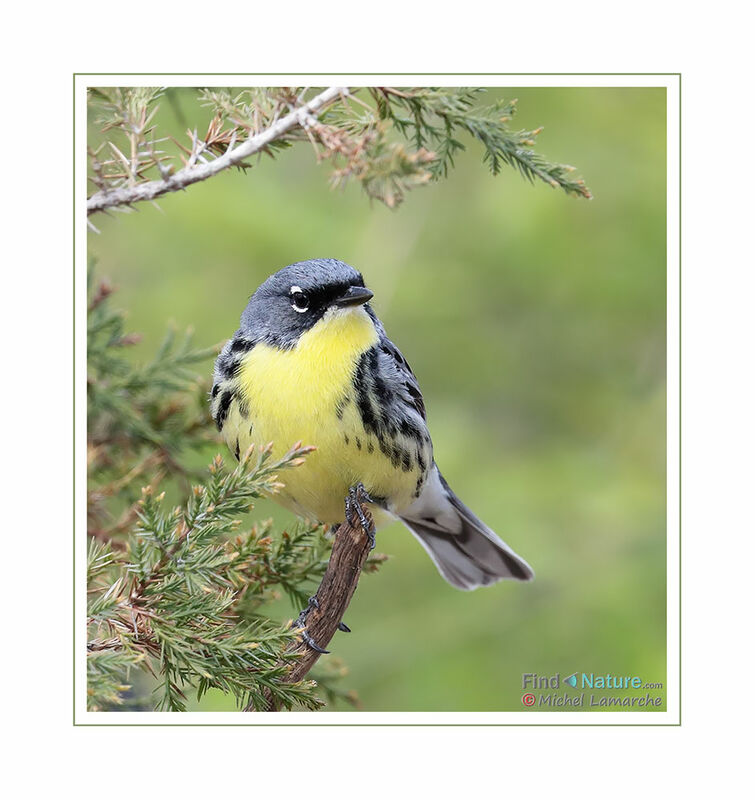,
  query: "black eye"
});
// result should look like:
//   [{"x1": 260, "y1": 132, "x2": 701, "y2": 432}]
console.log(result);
[{"x1": 290, "y1": 286, "x2": 309, "y2": 313}]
